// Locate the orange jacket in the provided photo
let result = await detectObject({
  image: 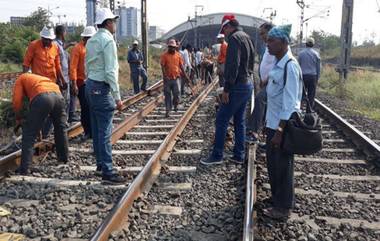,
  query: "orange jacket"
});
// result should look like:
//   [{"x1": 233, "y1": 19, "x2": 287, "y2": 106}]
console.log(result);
[
  {"x1": 218, "y1": 41, "x2": 228, "y2": 64},
  {"x1": 23, "y1": 39, "x2": 61, "y2": 82},
  {"x1": 70, "y1": 40, "x2": 86, "y2": 87},
  {"x1": 13, "y1": 73, "x2": 61, "y2": 113},
  {"x1": 160, "y1": 51, "x2": 184, "y2": 80}
]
